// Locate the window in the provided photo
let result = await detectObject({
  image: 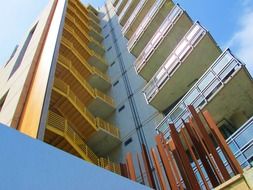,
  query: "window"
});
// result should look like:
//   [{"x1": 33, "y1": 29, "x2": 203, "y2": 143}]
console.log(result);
[
  {"x1": 113, "y1": 80, "x2": 119, "y2": 86},
  {"x1": 118, "y1": 105, "x2": 125, "y2": 112},
  {"x1": 107, "y1": 46, "x2": 112, "y2": 51},
  {"x1": 124, "y1": 137, "x2": 132, "y2": 146},
  {"x1": 110, "y1": 61, "x2": 115, "y2": 67},
  {"x1": 103, "y1": 24, "x2": 107, "y2": 29},
  {"x1": 105, "y1": 34, "x2": 110, "y2": 39},
  {"x1": 9, "y1": 23, "x2": 37, "y2": 79},
  {"x1": 0, "y1": 92, "x2": 8, "y2": 112}
]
